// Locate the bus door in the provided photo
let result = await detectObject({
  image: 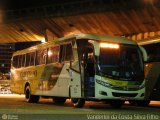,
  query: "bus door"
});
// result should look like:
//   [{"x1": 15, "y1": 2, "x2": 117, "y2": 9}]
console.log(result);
[
  {"x1": 69, "y1": 41, "x2": 82, "y2": 98},
  {"x1": 83, "y1": 44, "x2": 95, "y2": 97}
]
